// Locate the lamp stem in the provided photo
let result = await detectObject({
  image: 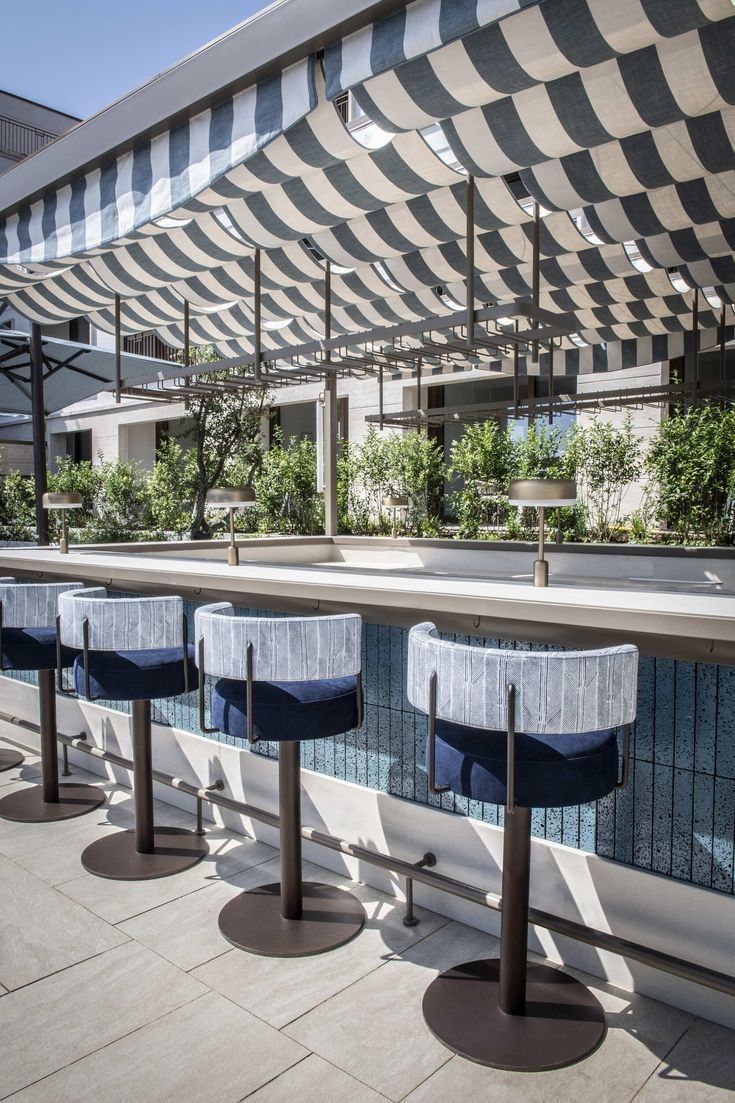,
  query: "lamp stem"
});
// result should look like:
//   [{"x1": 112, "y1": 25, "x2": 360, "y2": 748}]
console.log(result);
[
  {"x1": 60, "y1": 510, "x2": 68, "y2": 555},
  {"x1": 533, "y1": 505, "x2": 548, "y2": 587},
  {"x1": 228, "y1": 508, "x2": 239, "y2": 567}
]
